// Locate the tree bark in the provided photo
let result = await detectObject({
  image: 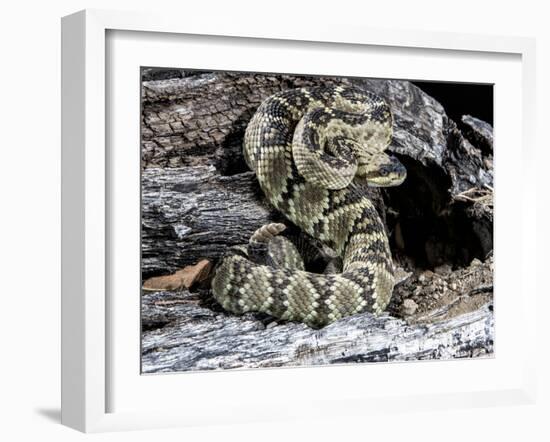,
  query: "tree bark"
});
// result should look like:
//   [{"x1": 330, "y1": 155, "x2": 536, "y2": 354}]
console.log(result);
[
  {"x1": 141, "y1": 289, "x2": 493, "y2": 373},
  {"x1": 142, "y1": 167, "x2": 277, "y2": 276}
]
